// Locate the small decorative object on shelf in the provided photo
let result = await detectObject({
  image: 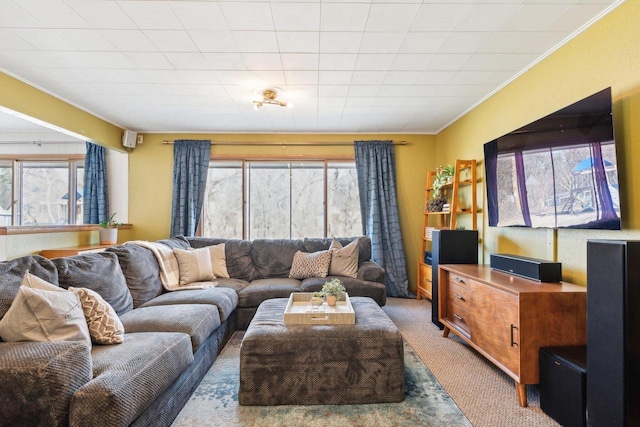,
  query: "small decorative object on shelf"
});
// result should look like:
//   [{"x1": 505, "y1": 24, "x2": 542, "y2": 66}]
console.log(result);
[
  {"x1": 321, "y1": 278, "x2": 346, "y2": 306},
  {"x1": 98, "y1": 213, "x2": 123, "y2": 245},
  {"x1": 310, "y1": 292, "x2": 325, "y2": 311}
]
